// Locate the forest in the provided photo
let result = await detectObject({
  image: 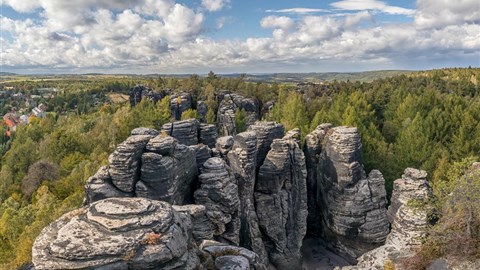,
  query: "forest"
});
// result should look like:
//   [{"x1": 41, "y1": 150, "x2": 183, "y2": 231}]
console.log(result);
[{"x1": 0, "y1": 68, "x2": 479, "y2": 269}]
